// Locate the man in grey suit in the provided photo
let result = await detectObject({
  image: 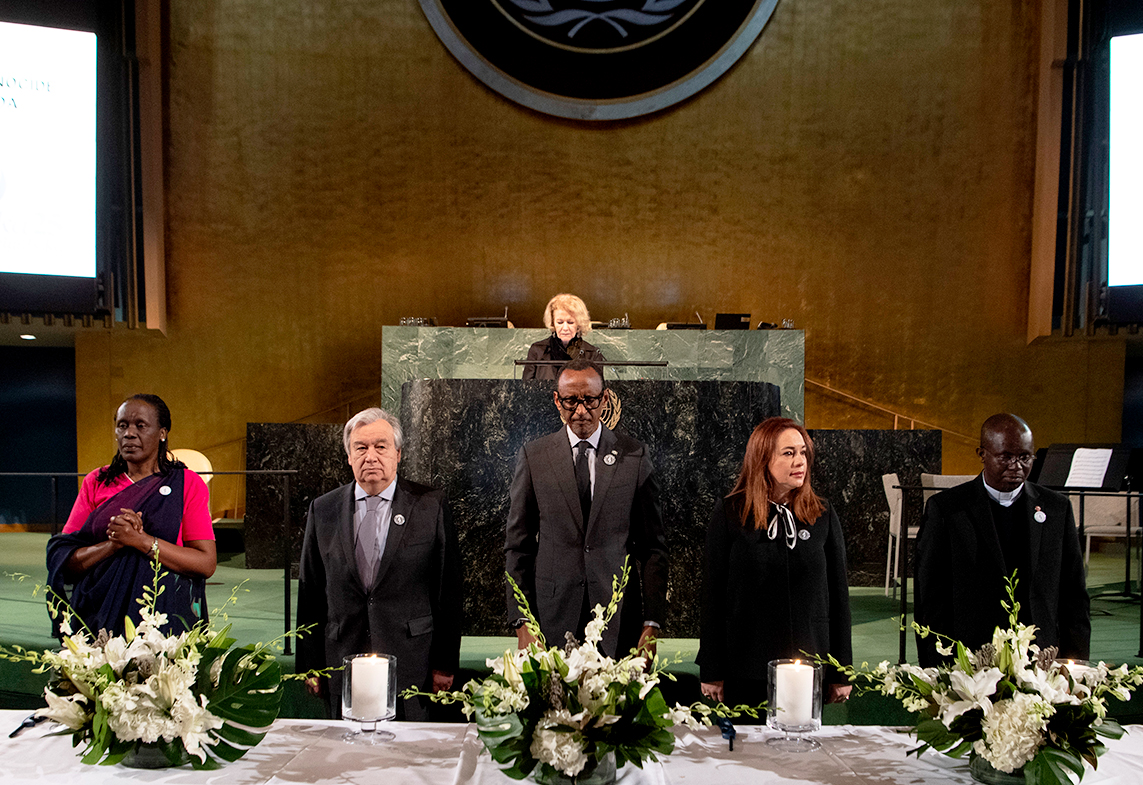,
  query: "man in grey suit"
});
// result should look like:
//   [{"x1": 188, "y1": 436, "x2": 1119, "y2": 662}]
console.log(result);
[
  {"x1": 296, "y1": 408, "x2": 461, "y2": 720},
  {"x1": 506, "y1": 358, "x2": 669, "y2": 657},
  {"x1": 914, "y1": 413, "x2": 1090, "y2": 667}
]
